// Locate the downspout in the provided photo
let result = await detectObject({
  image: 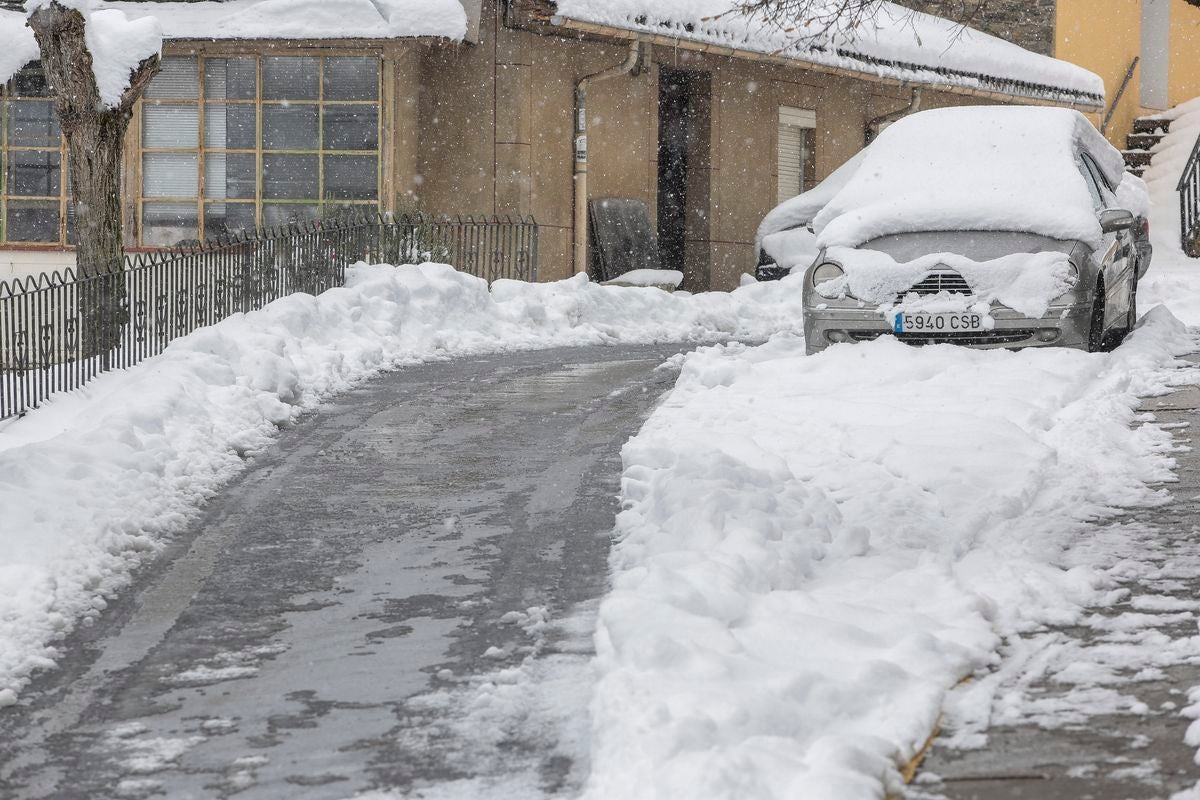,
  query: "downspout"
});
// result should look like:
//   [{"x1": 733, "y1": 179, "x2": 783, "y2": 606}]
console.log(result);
[
  {"x1": 865, "y1": 87, "x2": 922, "y2": 145},
  {"x1": 573, "y1": 40, "x2": 644, "y2": 275}
]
